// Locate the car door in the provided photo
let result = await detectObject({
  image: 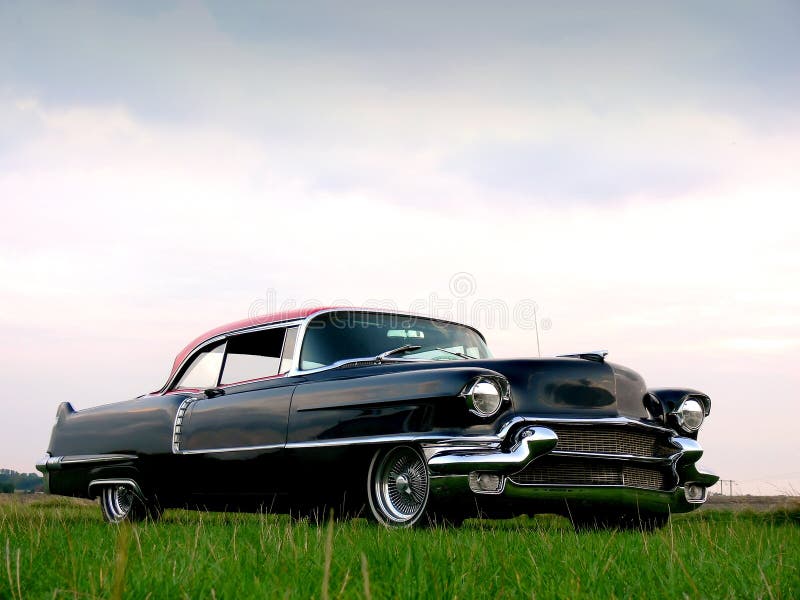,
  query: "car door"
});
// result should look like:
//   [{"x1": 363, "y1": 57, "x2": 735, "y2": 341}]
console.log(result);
[{"x1": 172, "y1": 326, "x2": 300, "y2": 496}]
